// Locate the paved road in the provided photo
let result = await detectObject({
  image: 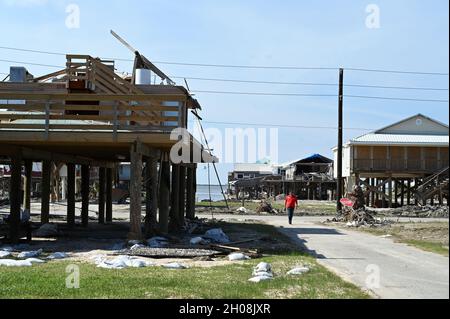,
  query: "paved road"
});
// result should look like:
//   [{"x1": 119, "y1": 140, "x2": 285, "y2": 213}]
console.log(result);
[{"x1": 204, "y1": 214, "x2": 449, "y2": 299}]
